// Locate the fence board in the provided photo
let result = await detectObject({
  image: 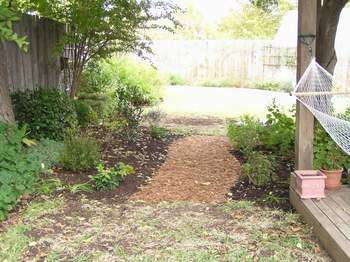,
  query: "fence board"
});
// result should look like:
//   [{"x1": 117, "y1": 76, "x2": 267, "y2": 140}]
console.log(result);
[
  {"x1": 0, "y1": 14, "x2": 63, "y2": 94},
  {"x1": 151, "y1": 40, "x2": 350, "y2": 89}
]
